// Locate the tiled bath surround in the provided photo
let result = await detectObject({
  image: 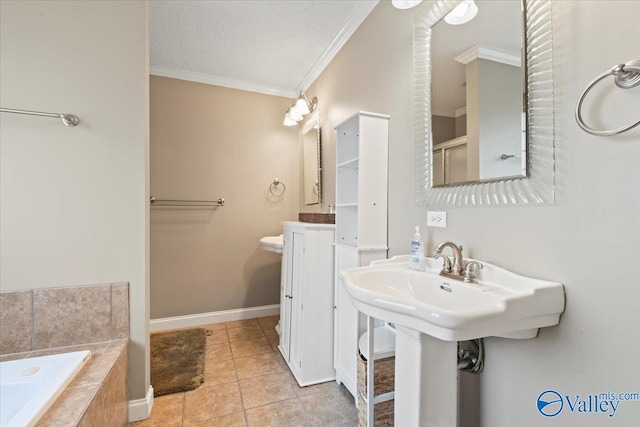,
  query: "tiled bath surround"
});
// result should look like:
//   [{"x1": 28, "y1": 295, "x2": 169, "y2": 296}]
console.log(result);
[
  {"x1": 0, "y1": 283, "x2": 129, "y2": 355},
  {"x1": 0, "y1": 283, "x2": 130, "y2": 426}
]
